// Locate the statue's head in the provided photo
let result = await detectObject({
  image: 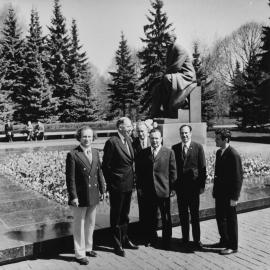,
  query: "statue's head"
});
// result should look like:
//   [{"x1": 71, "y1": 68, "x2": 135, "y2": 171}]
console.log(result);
[{"x1": 168, "y1": 31, "x2": 177, "y2": 45}]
